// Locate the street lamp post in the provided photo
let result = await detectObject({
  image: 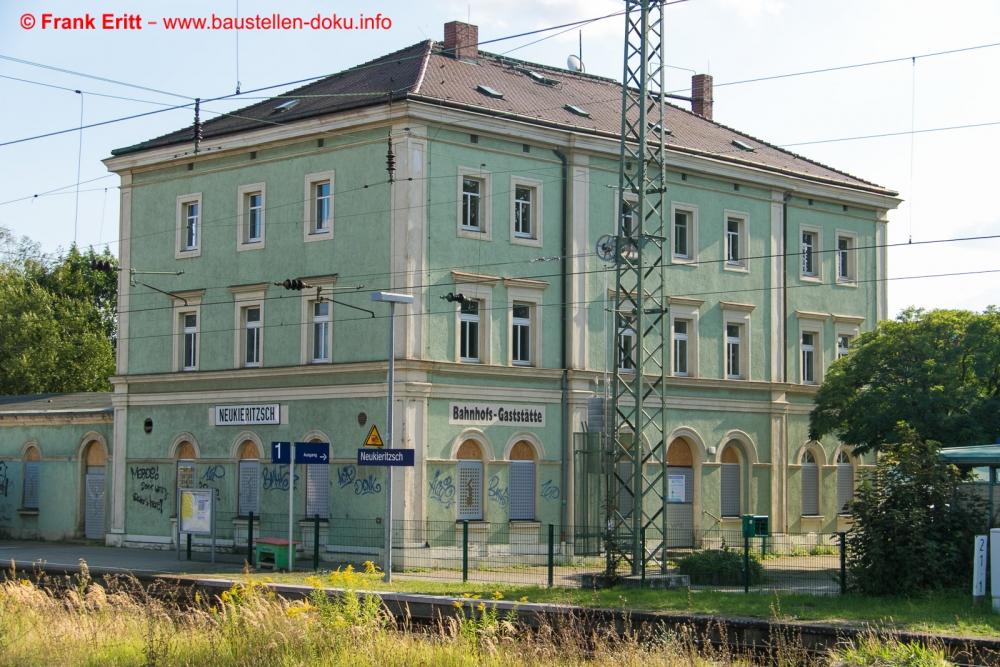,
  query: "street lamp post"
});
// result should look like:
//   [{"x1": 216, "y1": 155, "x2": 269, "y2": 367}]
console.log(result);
[{"x1": 371, "y1": 291, "x2": 413, "y2": 582}]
